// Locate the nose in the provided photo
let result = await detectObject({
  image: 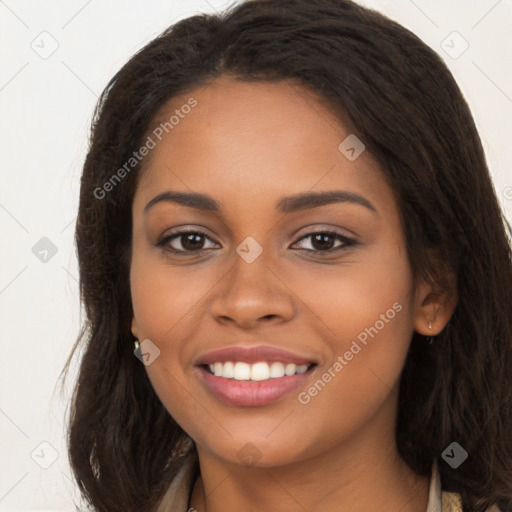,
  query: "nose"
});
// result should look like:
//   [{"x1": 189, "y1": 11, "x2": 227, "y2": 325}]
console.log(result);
[{"x1": 209, "y1": 250, "x2": 296, "y2": 330}]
